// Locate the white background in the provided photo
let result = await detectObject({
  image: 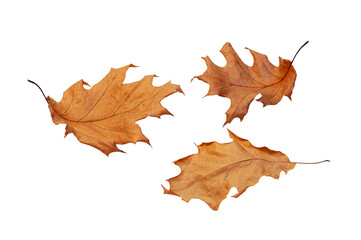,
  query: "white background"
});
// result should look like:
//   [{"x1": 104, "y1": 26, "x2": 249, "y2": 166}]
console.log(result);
[{"x1": 0, "y1": 0, "x2": 360, "y2": 239}]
